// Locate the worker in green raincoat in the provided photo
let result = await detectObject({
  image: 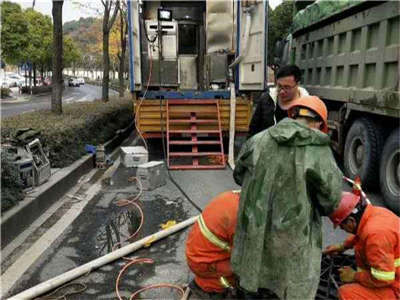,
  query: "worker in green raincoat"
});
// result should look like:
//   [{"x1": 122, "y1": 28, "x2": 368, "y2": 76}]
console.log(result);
[{"x1": 231, "y1": 96, "x2": 342, "y2": 300}]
